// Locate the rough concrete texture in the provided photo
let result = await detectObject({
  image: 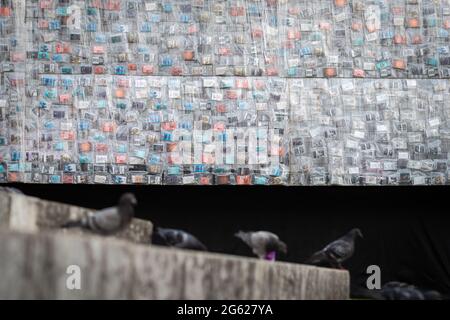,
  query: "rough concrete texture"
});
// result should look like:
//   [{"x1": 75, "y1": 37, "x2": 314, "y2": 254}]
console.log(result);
[
  {"x1": 0, "y1": 191, "x2": 152, "y2": 244},
  {"x1": 0, "y1": 229, "x2": 349, "y2": 300}
]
